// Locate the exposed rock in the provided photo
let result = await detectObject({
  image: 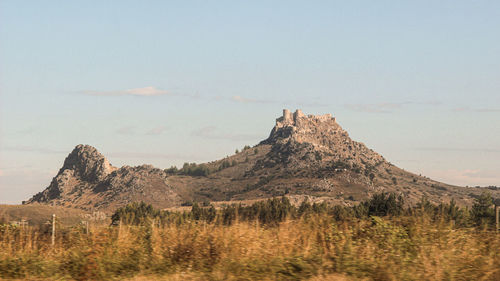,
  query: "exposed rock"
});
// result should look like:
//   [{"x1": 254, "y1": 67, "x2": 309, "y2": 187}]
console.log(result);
[
  {"x1": 25, "y1": 110, "x2": 500, "y2": 211},
  {"x1": 258, "y1": 109, "x2": 385, "y2": 173},
  {"x1": 60, "y1": 144, "x2": 116, "y2": 183},
  {"x1": 26, "y1": 145, "x2": 179, "y2": 211},
  {"x1": 27, "y1": 145, "x2": 116, "y2": 203}
]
